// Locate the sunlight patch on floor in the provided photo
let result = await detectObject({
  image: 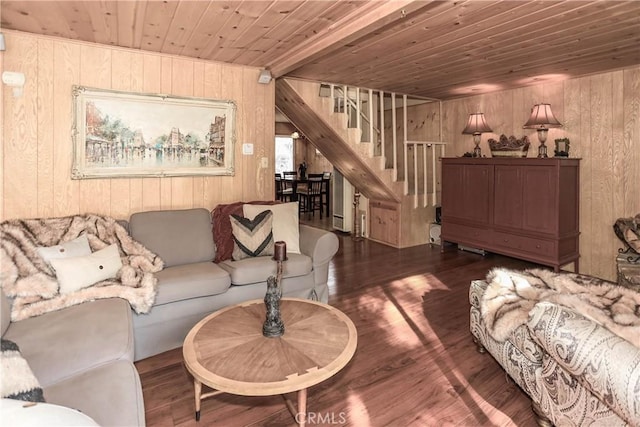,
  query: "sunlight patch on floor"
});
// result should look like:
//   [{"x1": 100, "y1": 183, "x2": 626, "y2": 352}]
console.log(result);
[
  {"x1": 391, "y1": 273, "x2": 450, "y2": 292},
  {"x1": 345, "y1": 390, "x2": 372, "y2": 427}
]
